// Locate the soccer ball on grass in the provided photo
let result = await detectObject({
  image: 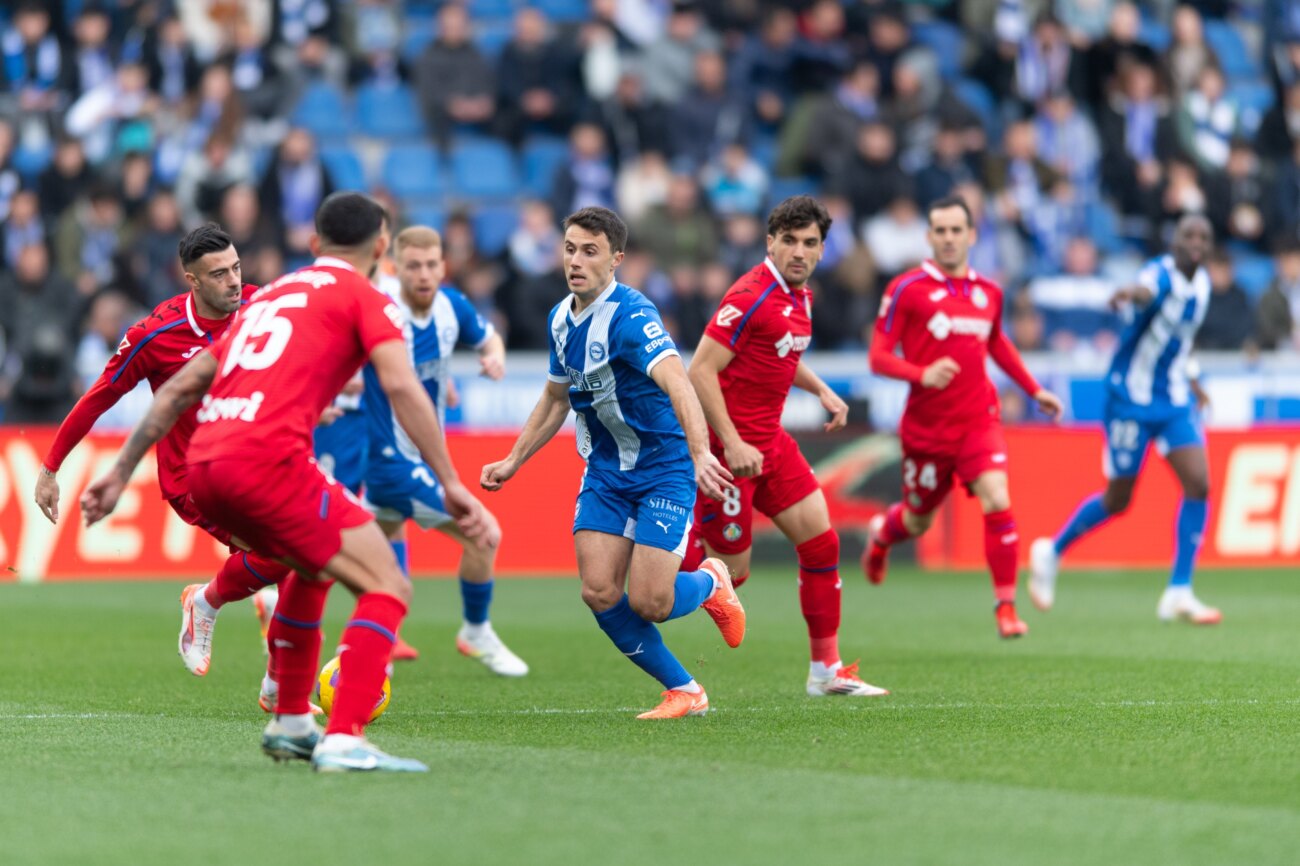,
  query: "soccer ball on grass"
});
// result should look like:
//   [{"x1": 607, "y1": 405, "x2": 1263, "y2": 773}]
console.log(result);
[{"x1": 316, "y1": 656, "x2": 391, "y2": 722}]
